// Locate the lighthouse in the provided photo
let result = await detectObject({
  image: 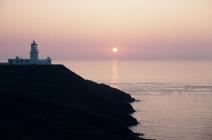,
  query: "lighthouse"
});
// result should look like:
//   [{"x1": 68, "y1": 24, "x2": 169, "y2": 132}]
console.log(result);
[
  {"x1": 30, "y1": 40, "x2": 39, "y2": 64},
  {"x1": 8, "y1": 40, "x2": 52, "y2": 65}
]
